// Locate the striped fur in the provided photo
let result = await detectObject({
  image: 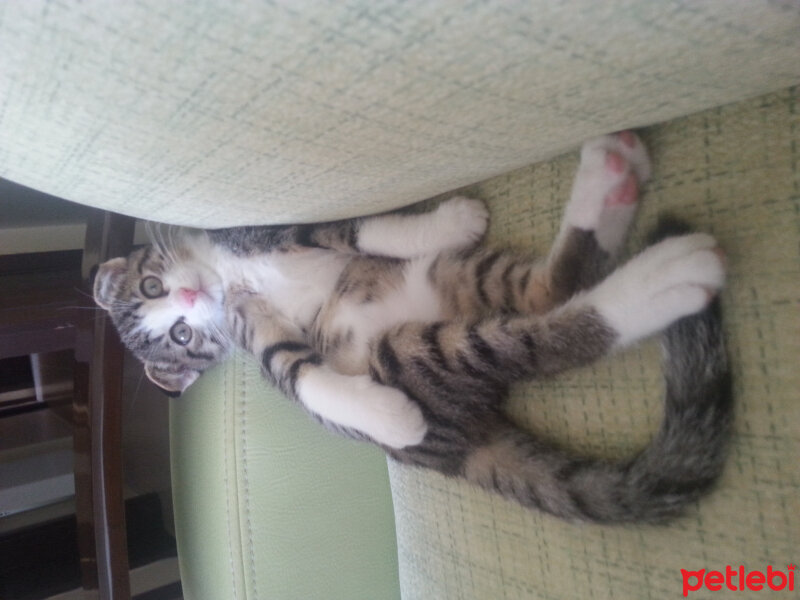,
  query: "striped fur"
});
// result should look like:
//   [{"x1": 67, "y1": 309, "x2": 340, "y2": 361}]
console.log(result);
[{"x1": 373, "y1": 219, "x2": 731, "y2": 522}]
